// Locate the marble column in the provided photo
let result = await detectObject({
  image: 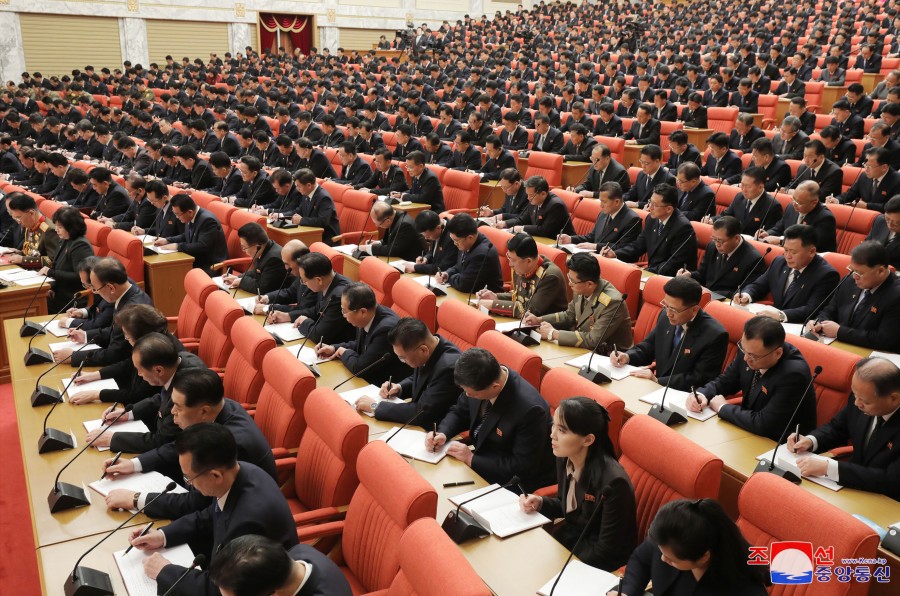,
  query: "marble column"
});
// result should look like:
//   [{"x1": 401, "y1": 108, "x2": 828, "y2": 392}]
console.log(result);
[
  {"x1": 321, "y1": 27, "x2": 340, "y2": 52},
  {"x1": 471, "y1": 0, "x2": 484, "y2": 16},
  {"x1": 229, "y1": 23, "x2": 252, "y2": 55},
  {"x1": 0, "y1": 12, "x2": 27, "y2": 85},
  {"x1": 120, "y1": 18, "x2": 150, "y2": 67}
]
